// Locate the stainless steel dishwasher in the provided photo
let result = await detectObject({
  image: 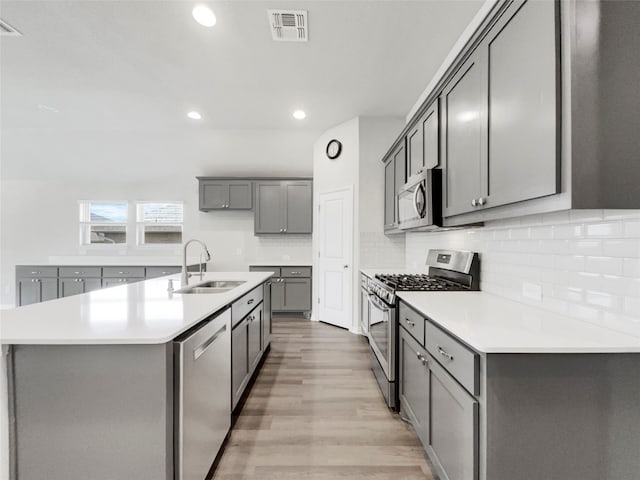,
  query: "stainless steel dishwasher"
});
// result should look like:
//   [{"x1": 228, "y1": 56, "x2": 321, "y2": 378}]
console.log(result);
[{"x1": 174, "y1": 307, "x2": 231, "y2": 480}]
